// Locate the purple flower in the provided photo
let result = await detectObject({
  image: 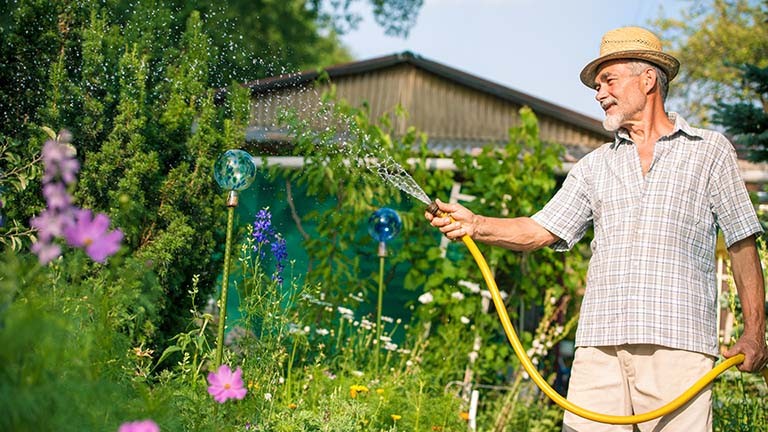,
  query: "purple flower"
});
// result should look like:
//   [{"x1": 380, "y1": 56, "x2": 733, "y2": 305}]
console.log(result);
[
  {"x1": 118, "y1": 419, "x2": 160, "y2": 432},
  {"x1": 42, "y1": 182, "x2": 72, "y2": 210},
  {"x1": 253, "y1": 209, "x2": 272, "y2": 245},
  {"x1": 271, "y1": 235, "x2": 287, "y2": 283},
  {"x1": 30, "y1": 209, "x2": 73, "y2": 241},
  {"x1": 63, "y1": 209, "x2": 124, "y2": 263},
  {"x1": 41, "y1": 138, "x2": 79, "y2": 185},
  {"x1": 207, "y1": 364, "x2": 247, "y2": 403},
  {"x1": 30, "y1": 240, "x2": 62, "y2": 265},
  {"x1": 251, "y1": 207, "x2": 290, "y2": 281}
]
